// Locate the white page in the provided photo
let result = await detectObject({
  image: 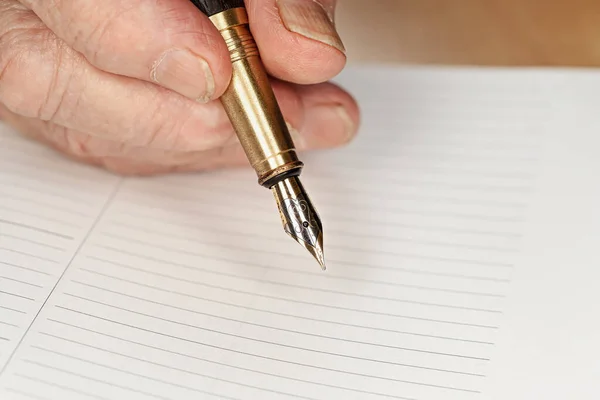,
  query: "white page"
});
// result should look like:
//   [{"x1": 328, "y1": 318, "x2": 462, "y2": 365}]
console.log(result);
[
  {"x1": 0, "y1": 65, "x2": 597, "y2": 400},
  {"x1": 483, "y1": 70, "x2": 600, "y2": 399},
  {"x1": 0, "y1": 129, "x2": 120, "y2": 369}
]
